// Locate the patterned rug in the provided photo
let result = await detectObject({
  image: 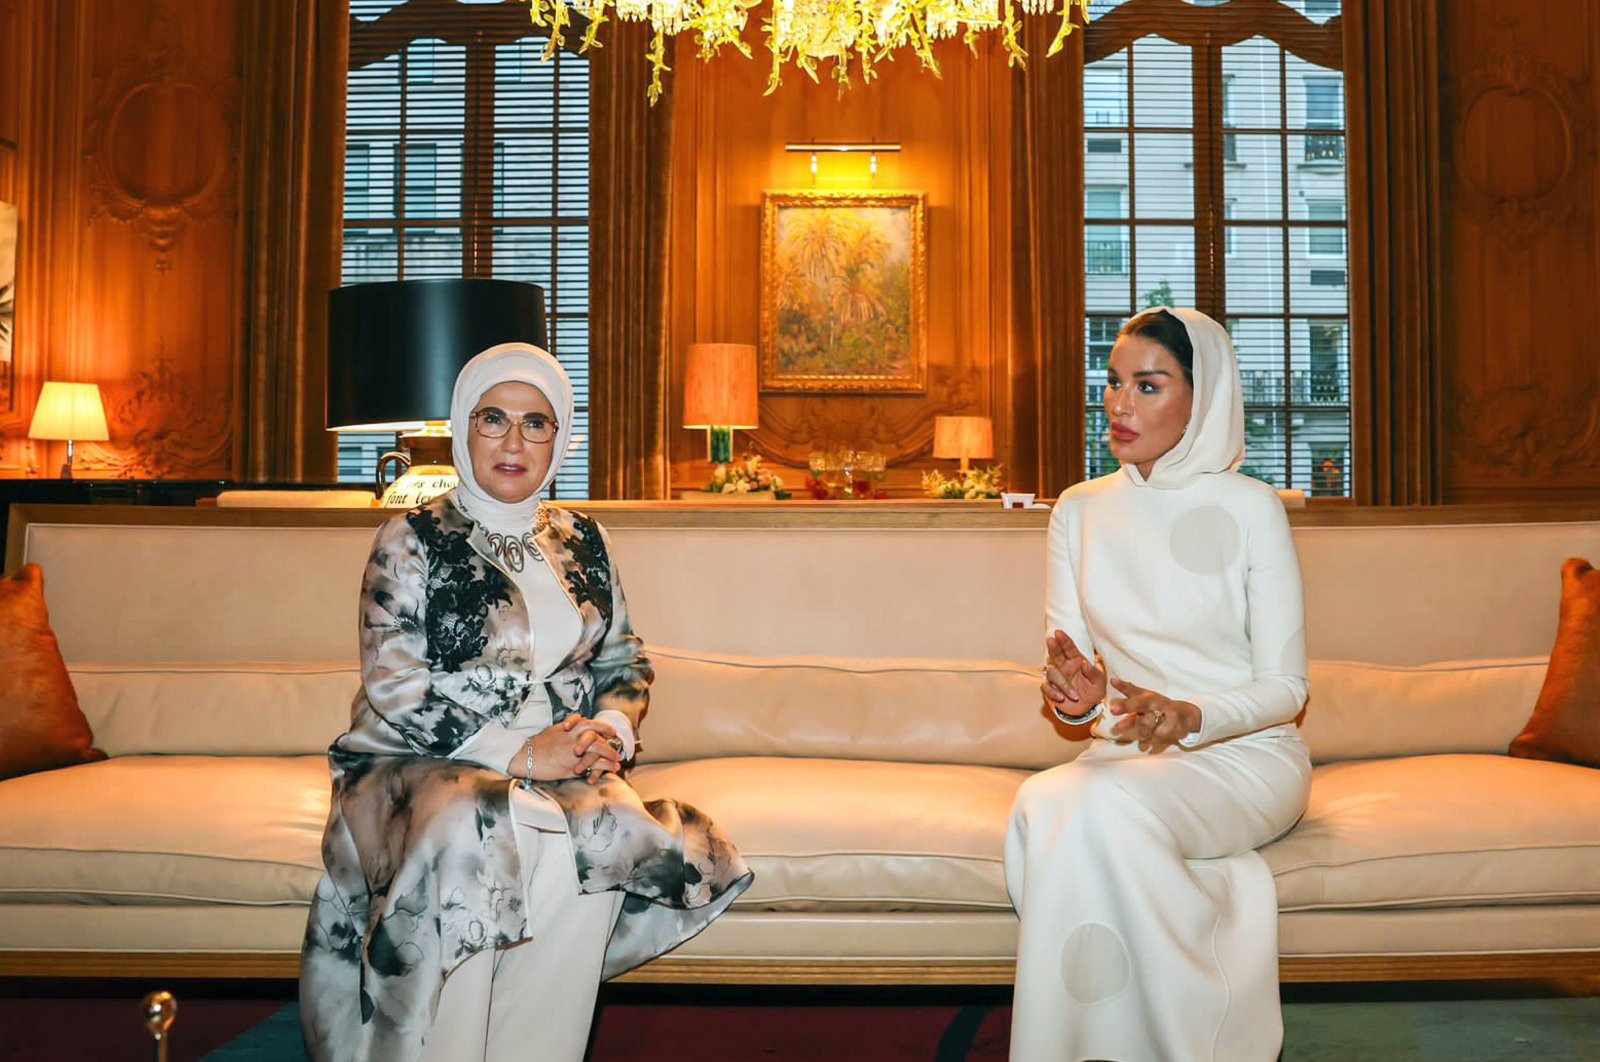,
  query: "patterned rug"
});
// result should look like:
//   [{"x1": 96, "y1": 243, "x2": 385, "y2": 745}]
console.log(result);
[{"x1": 201, "y1": 993, "x2": 1600, "y2": 1061}]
